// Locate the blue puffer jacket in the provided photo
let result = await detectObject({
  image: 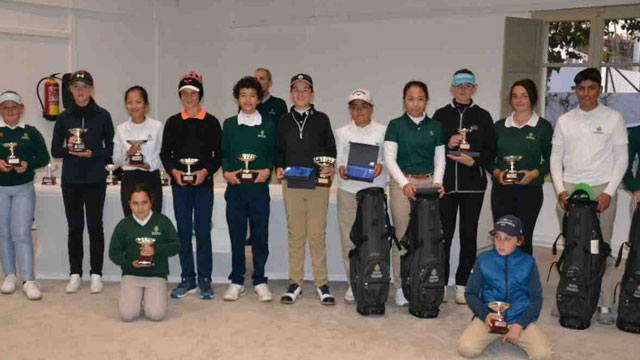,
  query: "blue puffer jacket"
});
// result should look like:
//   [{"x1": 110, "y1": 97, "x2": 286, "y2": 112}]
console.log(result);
[{"x1": 465, "y1": 247, "x2": 543, "y2": 328}]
